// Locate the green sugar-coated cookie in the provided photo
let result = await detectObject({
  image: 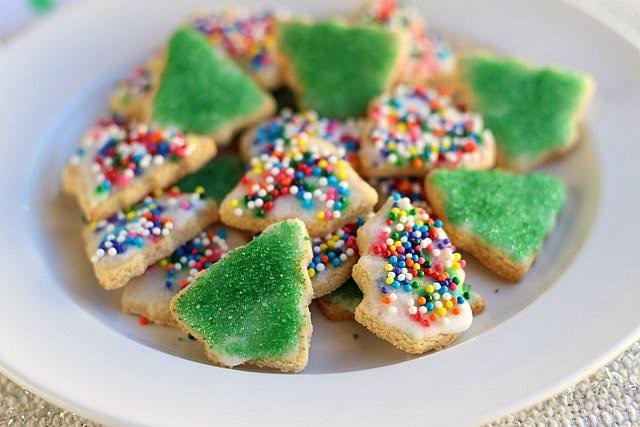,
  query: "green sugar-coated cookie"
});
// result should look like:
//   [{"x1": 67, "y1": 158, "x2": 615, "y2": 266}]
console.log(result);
[
  {"x1": 176, "y1": 156, "x2": 245, "y2": 203},
  {"x1": 171, "y1": 219, "x2": 312, "y2": 369},
  {"x1": 277, "y1": 20, "x2": 405, "y2": 119},
  {"x1": 458, "y1": 54, "x2": 592, "y2": 170},
  {"x1": 428, "y1": 169, "x2": 566, "y2": 263},
  {"x1": 320, "y1": 279, "x2": 363, "y2": 314},
  {"x1": 154, "y1": 29, "x2": 271, "y2": 135}
]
